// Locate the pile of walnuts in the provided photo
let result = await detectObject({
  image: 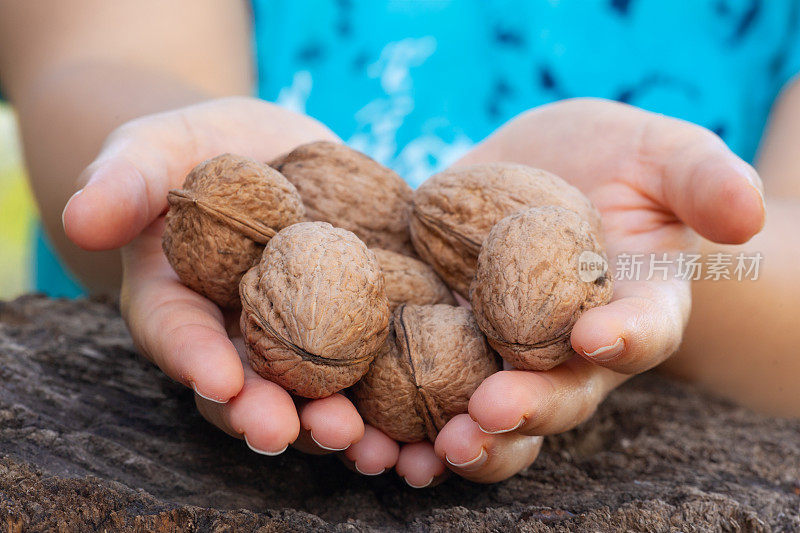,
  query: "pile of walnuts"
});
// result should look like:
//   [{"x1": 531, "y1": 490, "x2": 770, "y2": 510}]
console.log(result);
[{"x1": 162, "y1": 142, "x2": 612, "y2": 442}]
